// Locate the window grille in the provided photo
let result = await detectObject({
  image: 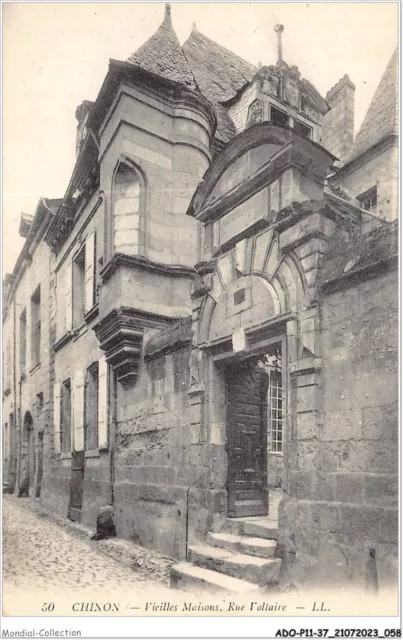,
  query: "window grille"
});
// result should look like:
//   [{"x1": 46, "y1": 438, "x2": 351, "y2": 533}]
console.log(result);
[{"x1": 268, "y1": 370, "x2": 283, "y2": 453}]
